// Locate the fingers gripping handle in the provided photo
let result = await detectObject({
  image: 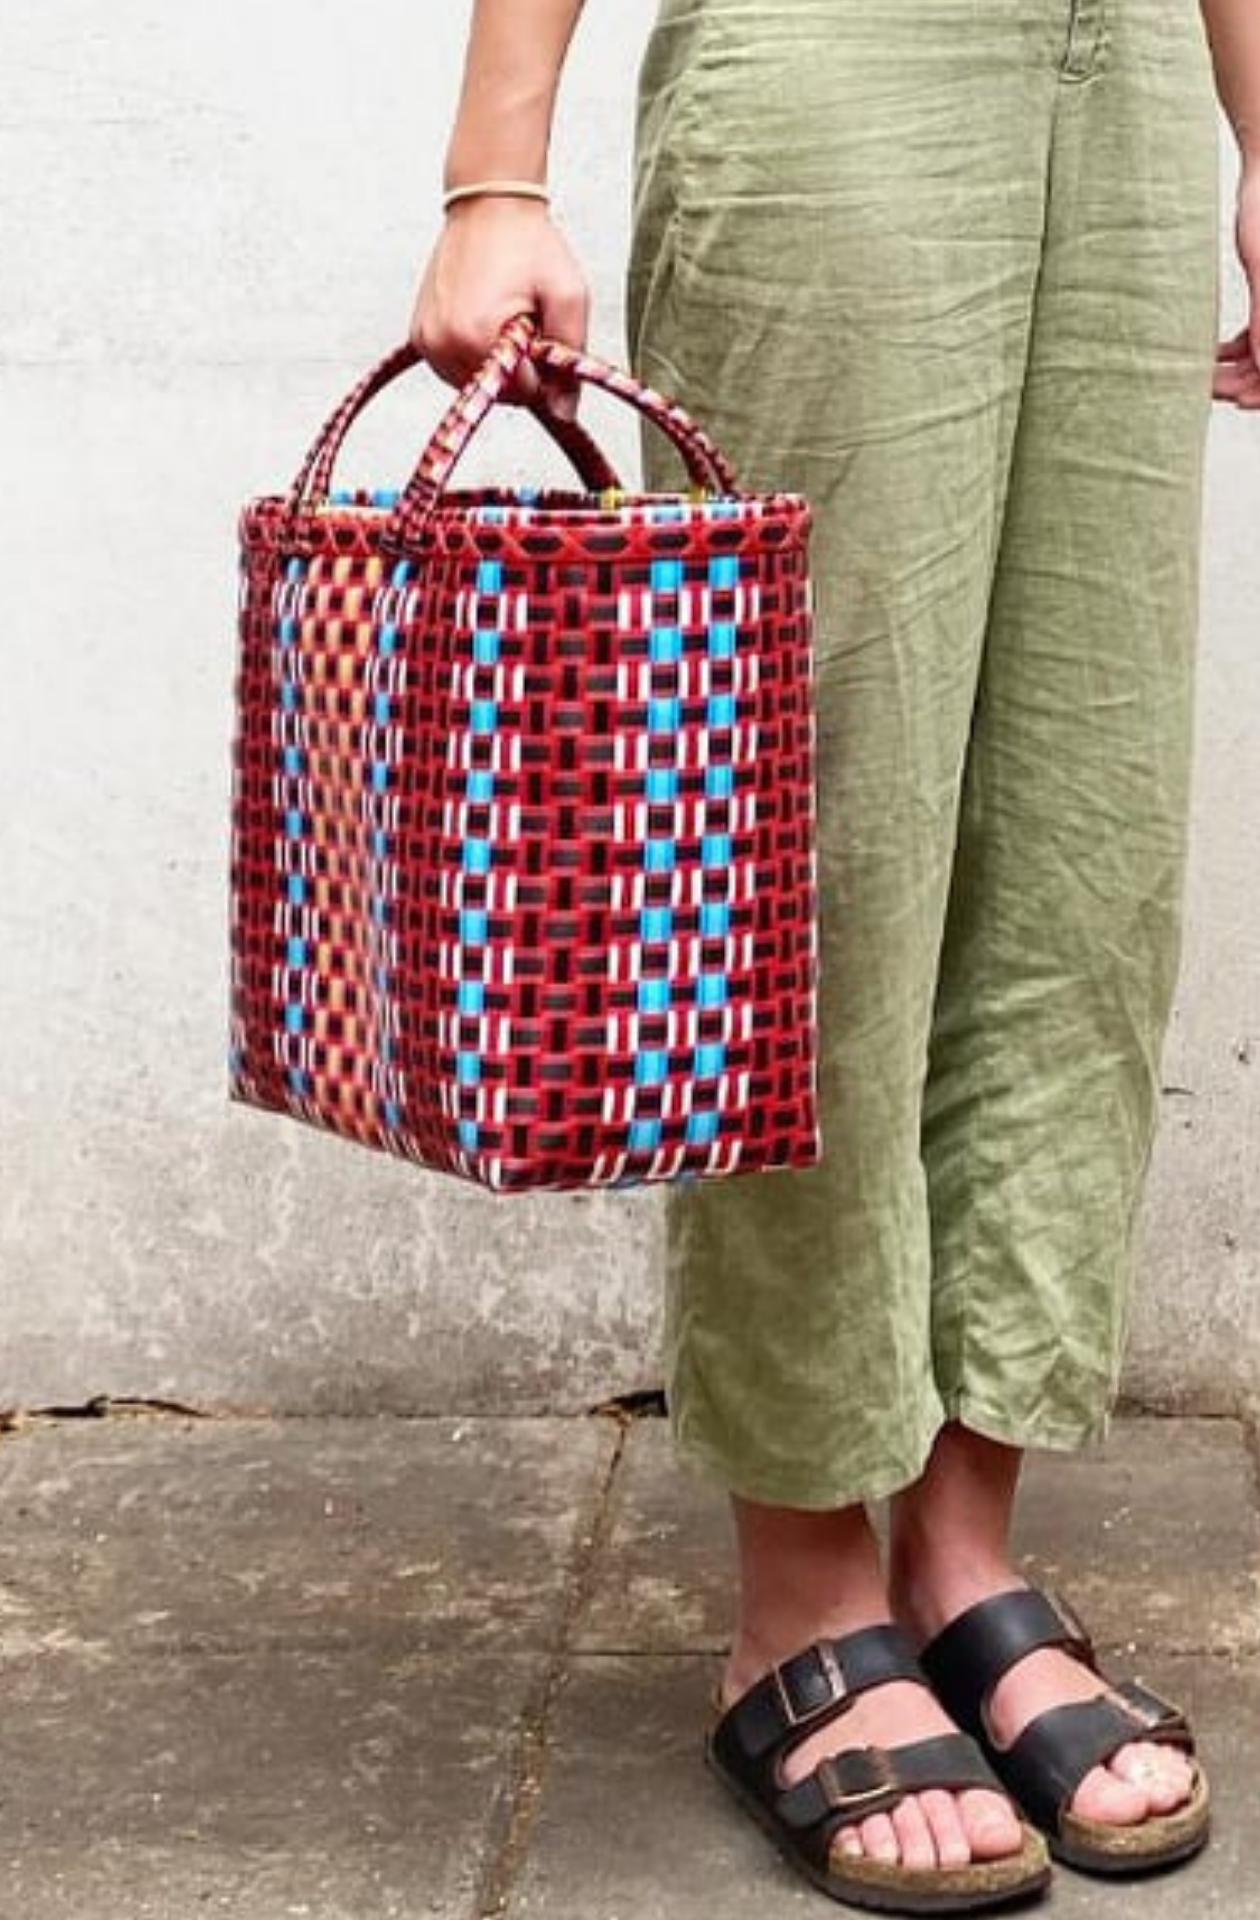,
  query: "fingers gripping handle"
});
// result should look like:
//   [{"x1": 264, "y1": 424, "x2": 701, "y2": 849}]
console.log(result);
[
  {"x1": 284, "y1": 330, "x2": 619, "y2": 537},
  {"x1": 281, "y1": 312, "x2": 743, "y2": 553},
  {"x1": 386, "y1": 312, "x2": 742, "y2": 548}
]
